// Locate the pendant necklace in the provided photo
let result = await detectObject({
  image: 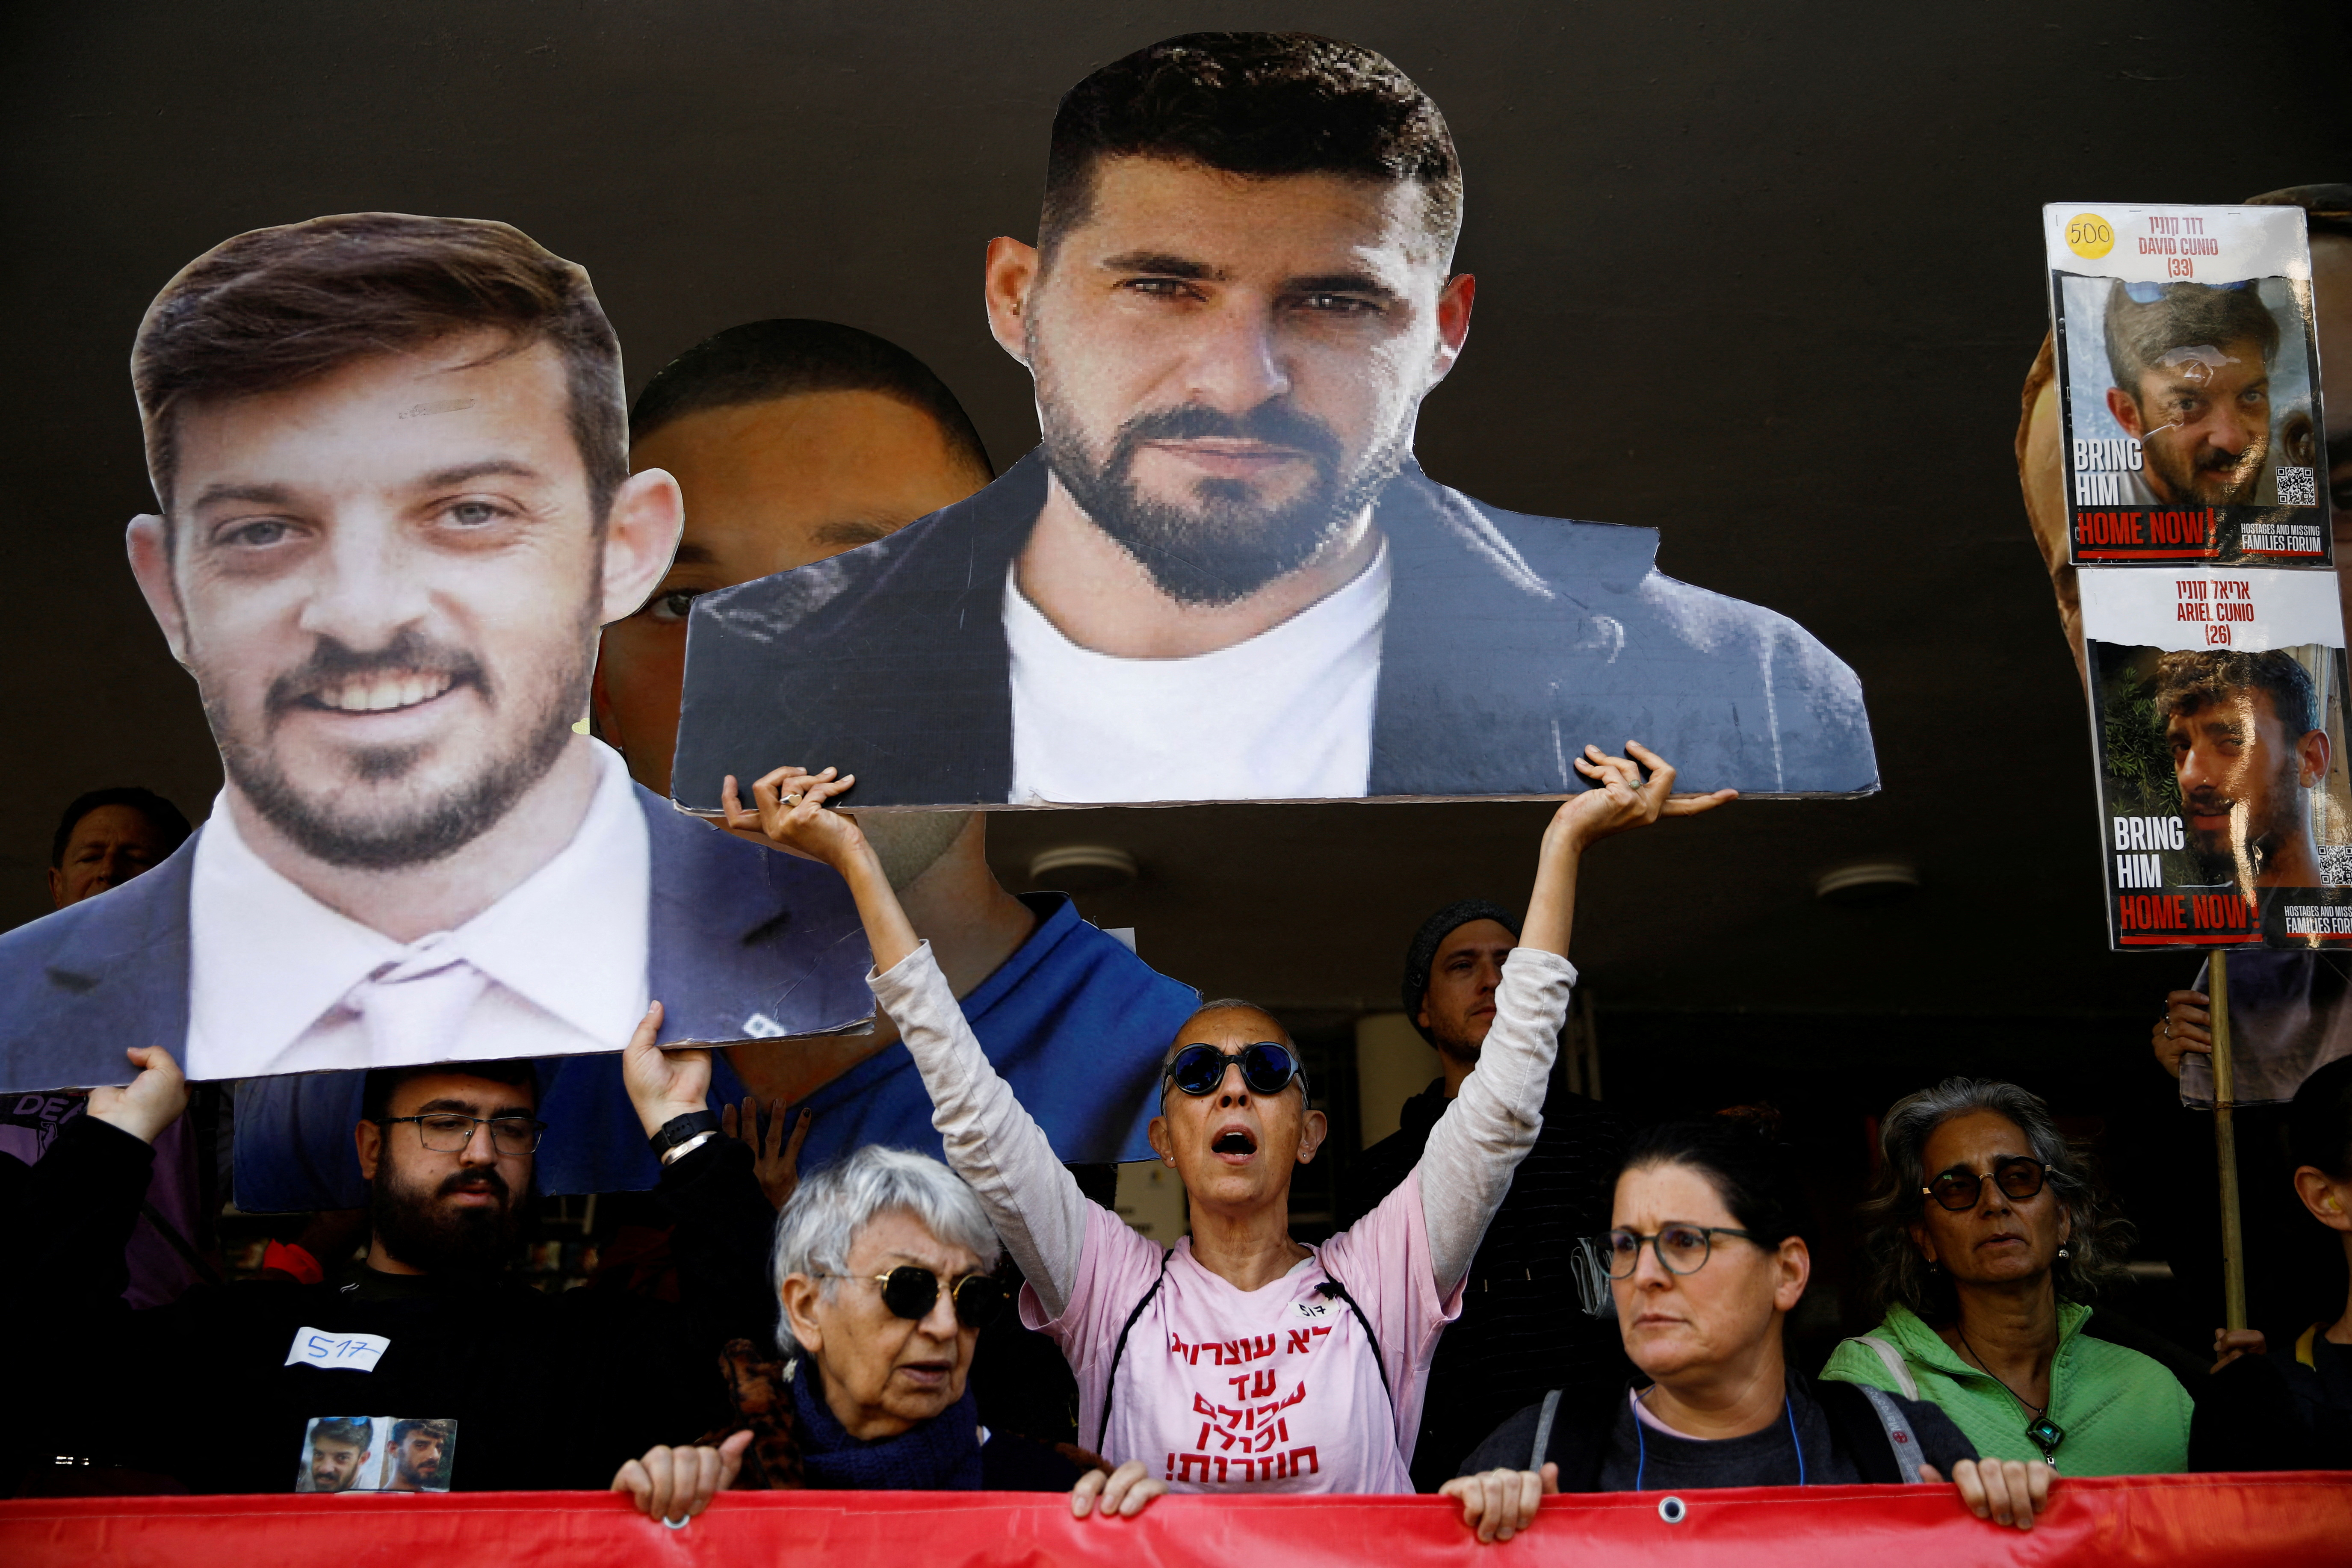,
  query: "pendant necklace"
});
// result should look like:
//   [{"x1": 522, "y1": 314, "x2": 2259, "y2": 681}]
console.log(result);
[{"x1": 1956, "y1": 1328, "x2": 2063, "y2": 1468}]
